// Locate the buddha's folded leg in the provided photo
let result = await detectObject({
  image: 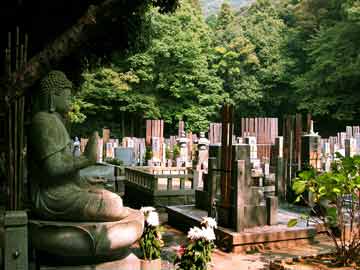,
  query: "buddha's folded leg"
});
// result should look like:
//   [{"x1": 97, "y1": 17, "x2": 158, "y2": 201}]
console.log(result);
[
  {"x1": 34, "y1": 183, "x2": 129, "y2": 222},
  {"x1": 83, "y1": 188, "x2": 129, "y2": 221}
]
